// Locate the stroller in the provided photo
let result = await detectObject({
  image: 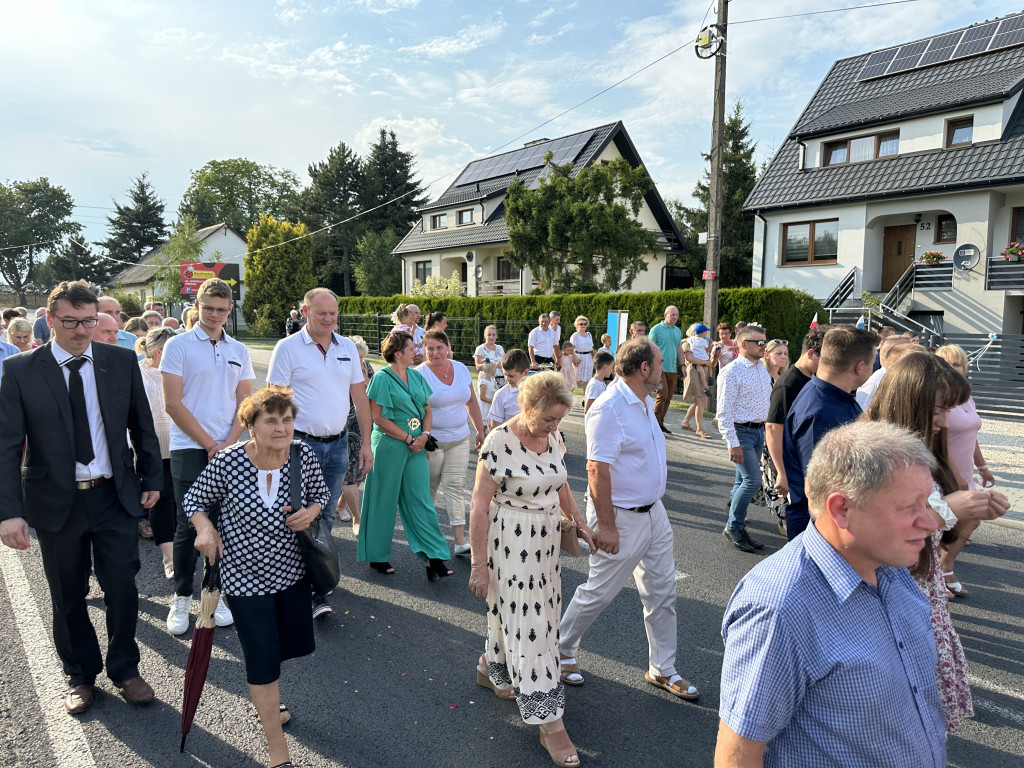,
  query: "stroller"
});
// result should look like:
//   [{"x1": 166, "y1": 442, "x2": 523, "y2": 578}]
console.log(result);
[{"x1": 751, "y1": 446, "x2": 788, "y2": 537}]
